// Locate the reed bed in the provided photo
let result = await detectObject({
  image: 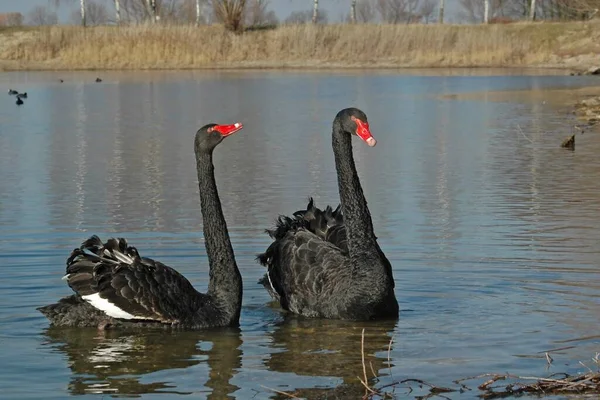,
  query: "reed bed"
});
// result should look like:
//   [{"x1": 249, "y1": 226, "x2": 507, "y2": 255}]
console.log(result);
[{"x1": 1, "y1": 20, "x2": 599, "y2": 70}]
